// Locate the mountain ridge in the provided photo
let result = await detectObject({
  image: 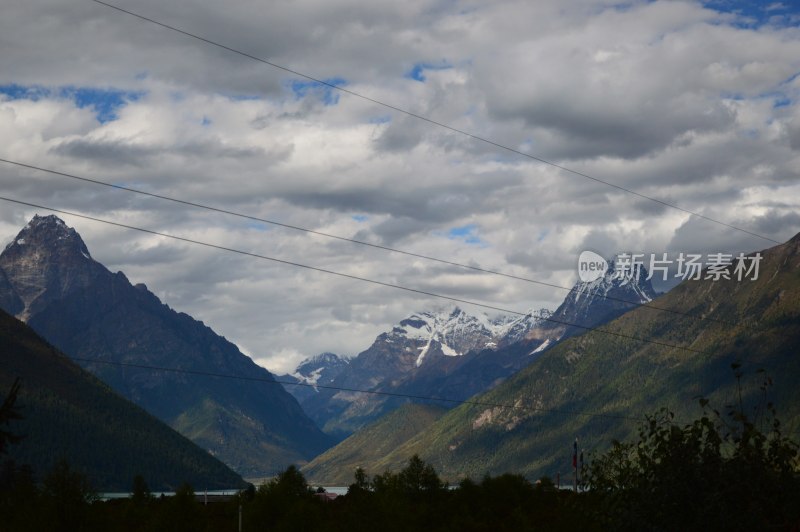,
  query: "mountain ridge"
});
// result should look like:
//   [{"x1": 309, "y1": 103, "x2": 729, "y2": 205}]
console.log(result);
[
  {"x1": 278, "y1": 352, "x2": 350, "y2": 404},
  {"x1": 0, "y1": 307, "x2": 245, "y2": 491},
  {"x1": 302, "y1": 403, "x2": 448, "y2": 485},
  {"x1": 303, "y1": 234, "x2": 800, "y2": 482},
  {"x1": 288, "y1": 261, "x2": 657, "y2": 440},
  {"x1": 289, "y1": 306, "x2": 551, "y2": 439},
  {"x1": 0, "y1": 215, "x2": 334, "y2": 477}
]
